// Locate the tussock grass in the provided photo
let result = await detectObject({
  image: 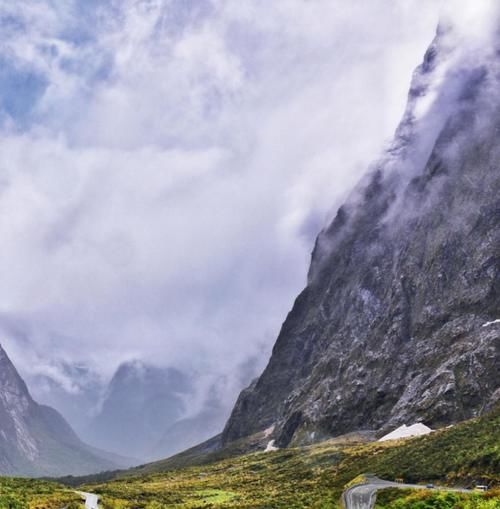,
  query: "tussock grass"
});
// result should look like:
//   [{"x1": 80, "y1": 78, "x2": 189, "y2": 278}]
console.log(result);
[
  {"x1": 84, "y1": 408, "x2": 499, "y2": 508},
  {"x1": 0, "y1": 477, "x2": 82, "y2": 509},
  {"x1": 2, "y1": 408, "x2": 497, "y2": 508}
]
